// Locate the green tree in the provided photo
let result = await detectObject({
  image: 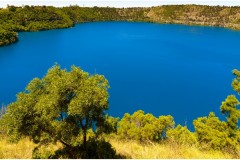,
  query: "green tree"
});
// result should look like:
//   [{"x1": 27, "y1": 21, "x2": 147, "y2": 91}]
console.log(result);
[
  {"x1": 193, "y1": 69, "x2": 240, "y2": 151},
  {"x1": 220, "y1": 95, "x2": 240, "y2": 137},
  {"x1": 0, "y1": 29, "x2": 18, "y2": 46},
  {"x1": 0, "y1": 105, "x2": 7, "y2": 135},
  {"x1": 7, "y1": 5, "x2": 17, "y2": 12},
  {"x1": 0, "y1": 105, "x2": 6, "y2": 119},
  {"x1": 193, "y1": 112, "x2": 230, "y2": 150},
  {"x1": 220, "y1": 70, "x2": 240, "y2": 148},
  {"x1": 117, "y1": 110, "x2": 174, "y2": 142},
  {"x1": 96, "y1": 115, "x2": 119, "y2": 136},
  {"x1": 1, "y1": 65, "x2": 114, "y2": 158},
  {"x1": 167, "y1": 124, "x2": 197, "y2": 145},
  {"x1": 232, "y1": 69, "x2": 240, "y2": 93}
]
